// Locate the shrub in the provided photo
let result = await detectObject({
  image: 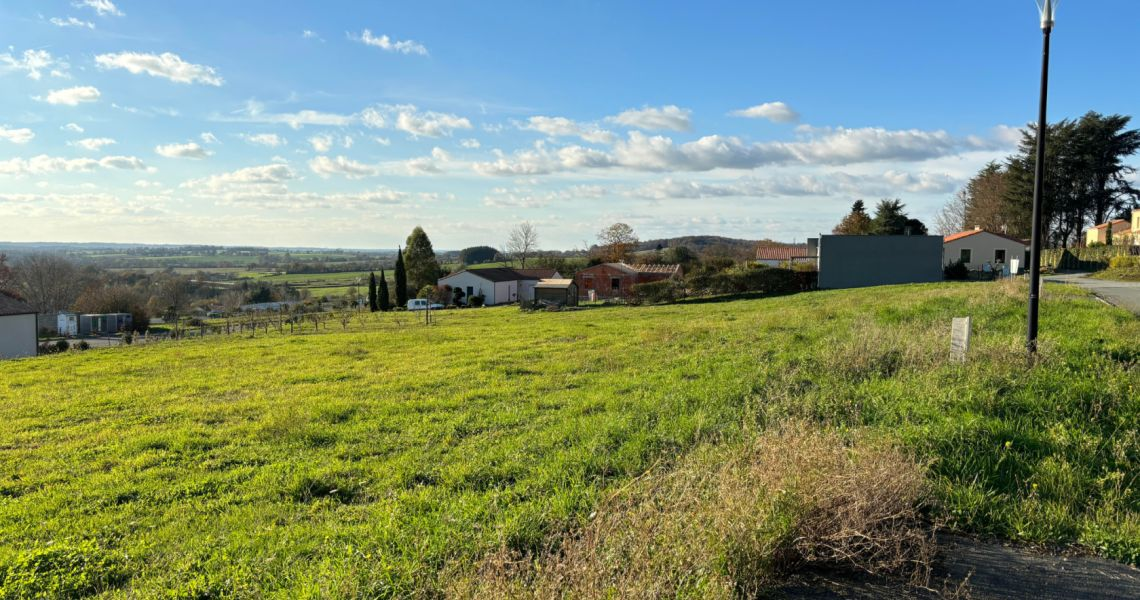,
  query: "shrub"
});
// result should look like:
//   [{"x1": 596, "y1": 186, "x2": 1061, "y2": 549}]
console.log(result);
[
  {"x1": 943, "y1": 260, "x2": 969, "y2": 281},
  {"x1": 76, "y1": 341, "x2": 90, "y2": 351},
  {"x1": 685, "y1": 266, "x2": 800, "y2": 297},
  {"x1": 53, "y1": 339, "x2": 70, "y2": 353},
  {"x1": 469, "y1": 295, "x2": 486, "y2": 308},
  {"x1": 1108, "y1": 256, "x2": 1140, "y2": 270},
  {"x1": 630, "y1": 280, "x2": 685, "y2": 305}
]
